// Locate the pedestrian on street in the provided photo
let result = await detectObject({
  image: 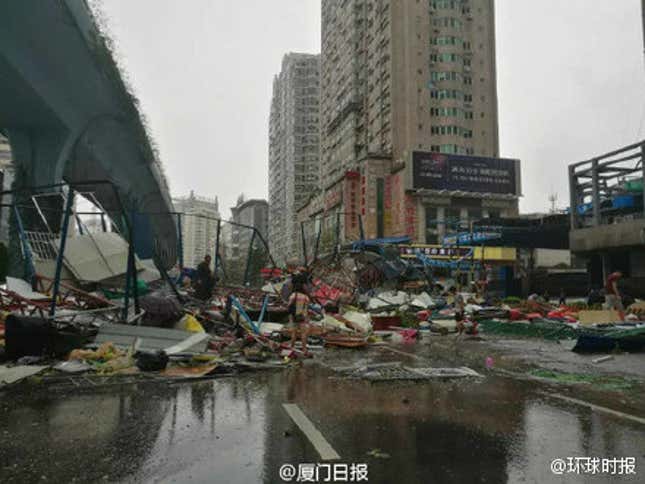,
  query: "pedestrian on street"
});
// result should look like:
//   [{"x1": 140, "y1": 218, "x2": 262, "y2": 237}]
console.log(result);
[
  {"x1": 558, "y1": 288, "x2": 567, "y2": 307},
  {"x1": 288, "y1": 279, "x2": 311, "y2": 356},
  {"x1": 194, "y1": 254, "x2": 215, "y2": 301},
  {"x1": 454, "y1": 292, "x2": 466, "y2": 334},
  {"x1": 604, "y1": 271, "x2": 625, "y2": 320}
]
